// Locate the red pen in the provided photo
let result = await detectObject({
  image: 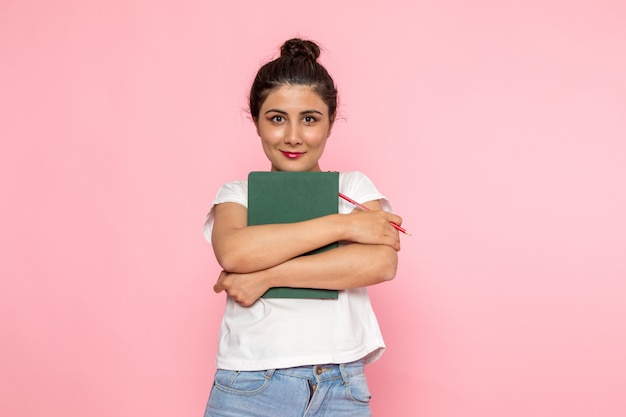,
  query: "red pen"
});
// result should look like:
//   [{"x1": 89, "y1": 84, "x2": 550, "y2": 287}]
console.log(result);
[{"x1": 339, "y1": 192, "x2": 411, "y2": 236}]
